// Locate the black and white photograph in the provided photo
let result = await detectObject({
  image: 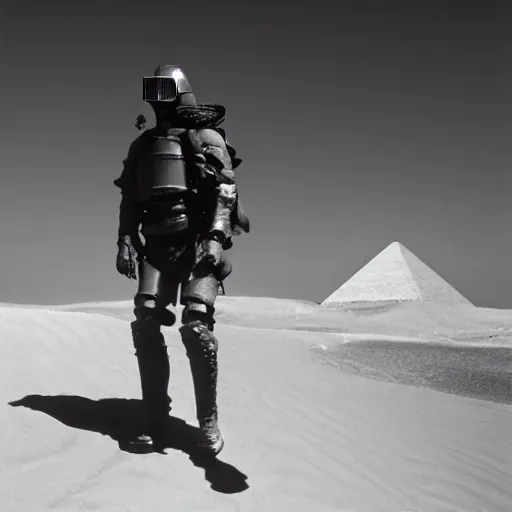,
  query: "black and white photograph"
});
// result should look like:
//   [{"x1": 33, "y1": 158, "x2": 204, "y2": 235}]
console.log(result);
[{"x1": 0, "y1": 1, "x2": 510, "y2": 511}]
